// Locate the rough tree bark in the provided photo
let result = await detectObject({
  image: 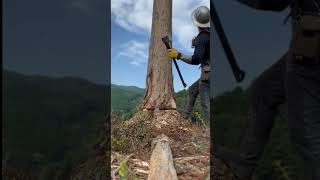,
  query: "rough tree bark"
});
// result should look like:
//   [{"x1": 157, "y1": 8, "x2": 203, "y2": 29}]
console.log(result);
[{"x1": 141, "y1": 0, "x2": 176, "y2": 110}]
